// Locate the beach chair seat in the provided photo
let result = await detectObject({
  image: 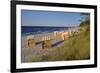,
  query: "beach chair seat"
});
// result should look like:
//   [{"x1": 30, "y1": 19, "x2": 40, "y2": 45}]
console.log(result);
[
  {"x1": 27, "y1": 35, "x2": 36, "y2": 48},
  {"x1": 42, "y1": 36, "x2": 51, "y2": 49}
]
